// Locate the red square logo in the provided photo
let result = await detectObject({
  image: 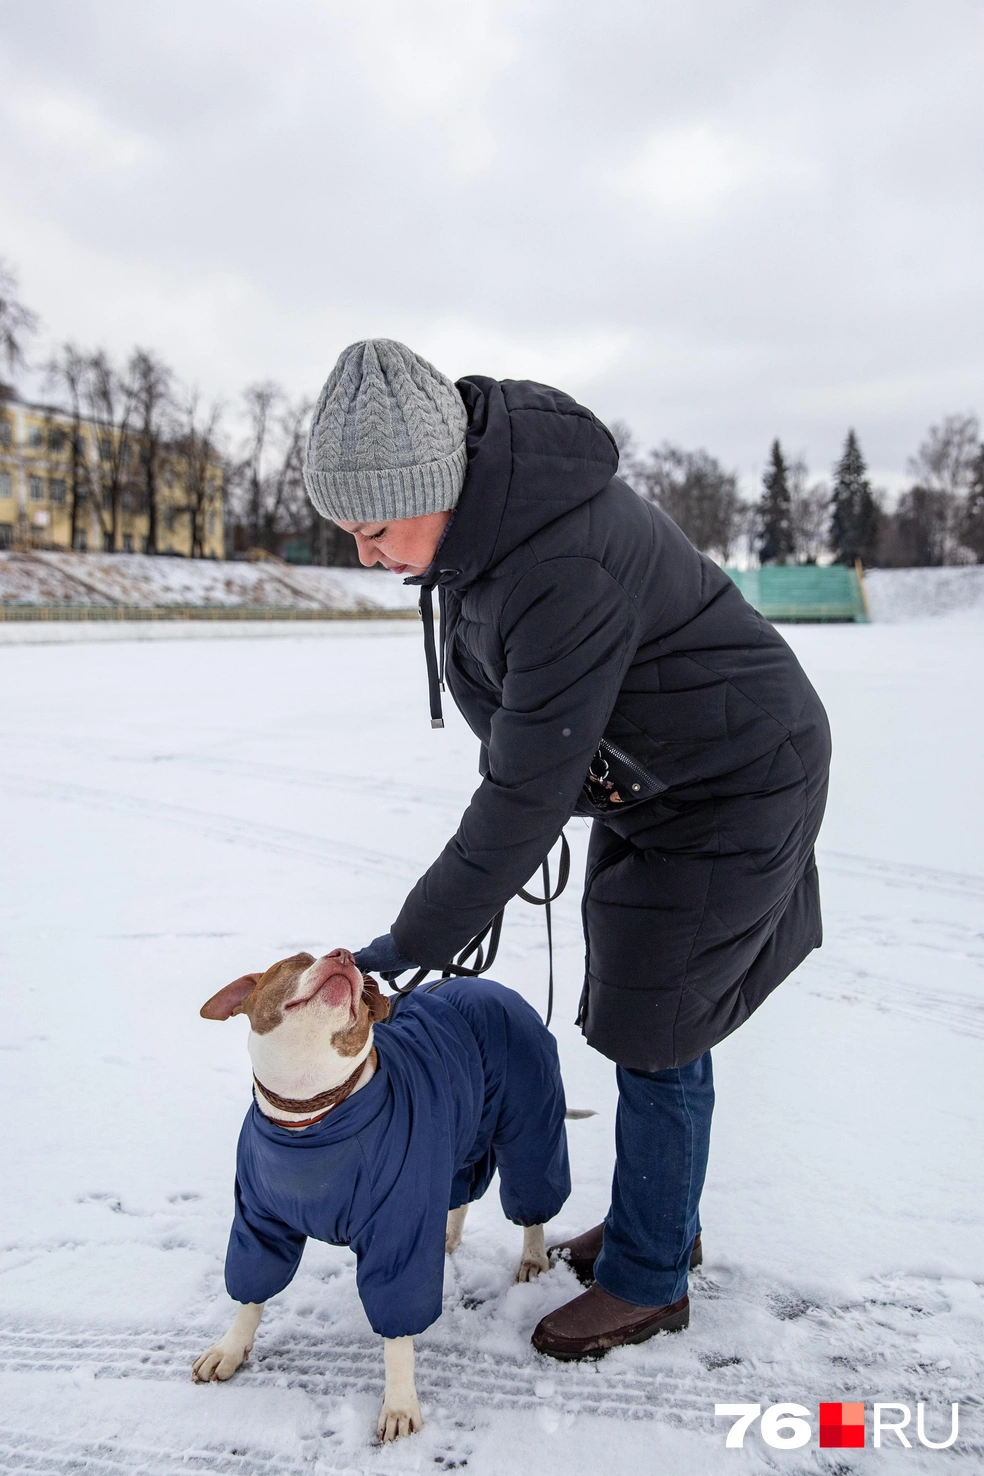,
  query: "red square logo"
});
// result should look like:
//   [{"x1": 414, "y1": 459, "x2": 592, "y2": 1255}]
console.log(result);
[{"x1": 819, "y1": 1402, "x2": 865, "y2": 1448}]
